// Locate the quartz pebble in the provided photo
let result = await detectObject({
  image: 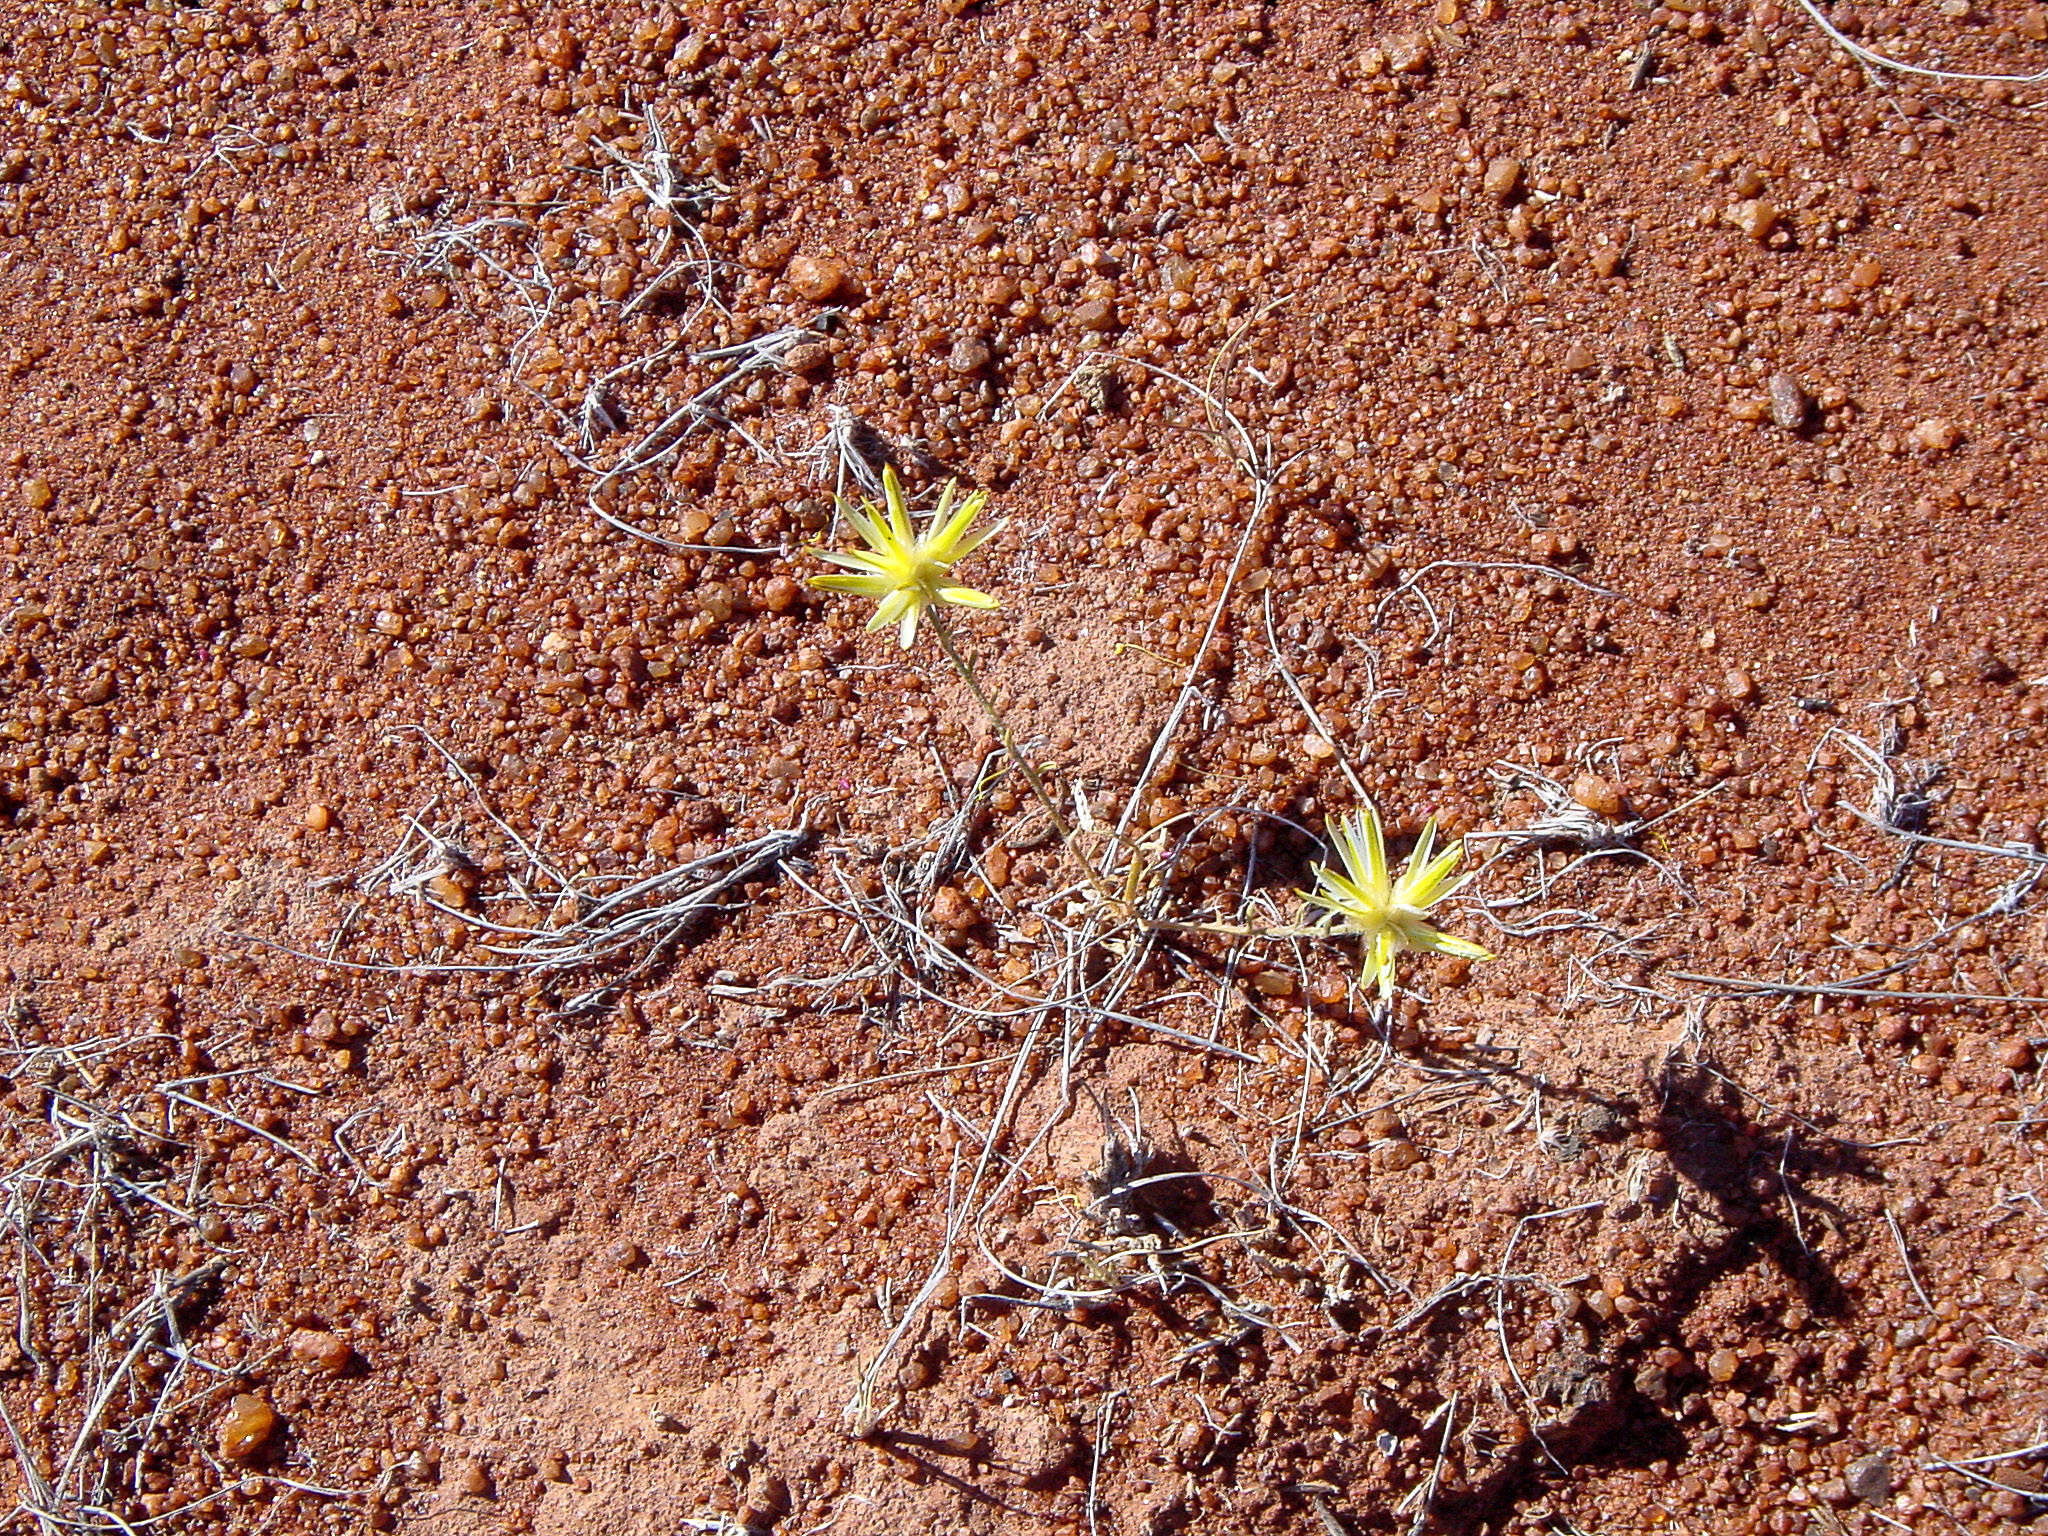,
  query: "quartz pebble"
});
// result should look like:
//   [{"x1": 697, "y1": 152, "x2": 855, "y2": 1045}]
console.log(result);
[
  {"x1": 1071, "y1": 298, "x2": 1119, "y2": 332},
  {"x1": 1483, "y1": 157, "x2": 1523, "y2": 200},
  {"x1": 1570, "y1": 773, "x2": 1623, "y2": 818},
  {"x1": 930, "y1": 885, "x2": 981, "y2": 933},
  {"x1": 1385, "y1": 32, "x2": 1434, "y2": 72},
  {"x1": 1909, "y1": 417, "x2": 1959, "y2": 452},
  {"x1": 947, "y1": 337, "x2": 992, "y2": 375},
  {"x1": 219, "y1": 1394, "x2": 278, "y2": 1460},
  {"x1": 1728, "y1": 199, "x2": 1780, "y2": 240},
  {"x1": 288, "y1": 1328, "x2": 352, "y2": 1376},
  {"x1": 785, "y1": 254, "x2": 850, "y2": 302}
]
